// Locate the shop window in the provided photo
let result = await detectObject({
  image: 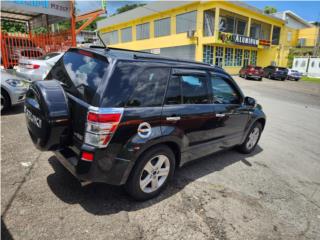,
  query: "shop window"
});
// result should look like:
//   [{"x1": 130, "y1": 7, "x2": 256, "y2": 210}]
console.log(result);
[
  {"x1": 272, "y1": 26, "x2": 281, "y2": 45},
  {"x1": 236, "y1": 20, "x2": 246, "y2": 35},
  {"x1": 250, "y1": 50, "x2": 257, "y2": 65},
  {"x1": 121, "y1": 27, "x2": 132, "y2": 43},
  {"x1": 243, "y1": 50, "x2": 250, "y2": 66},
  {"x1": 136, "y1": 23, "x2": 150, "y2": 40},
  {"x1": 102, "y1": 30, "x2": 118, "y2": 45},
  {"x1": 219, "y1": 10, "x2": 247, "y2": 35},
  {"x1": 203, "y1": 45, "x2": 214, "y2": 64},
  {"x1": 215, "y1": 46, "x2": 224, "y2": 67},
  {"x1": 225, "y1": 48, "x2": 234, "y2": 66},
  {"x1": 203, "y1": 10, "x2": 215, "y2": 36},
  {"x1": 235, "y1": 49, "x2": 243, "y2": 66},
  {"x1": 155, "y1": 17, "x2": 171, "y2": 37},
  {"x1": 176, "y1": 11, "x2": 197, "y2": 33}
]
